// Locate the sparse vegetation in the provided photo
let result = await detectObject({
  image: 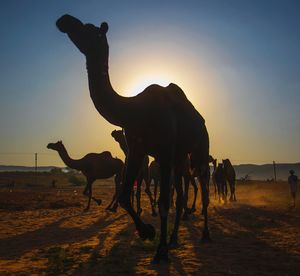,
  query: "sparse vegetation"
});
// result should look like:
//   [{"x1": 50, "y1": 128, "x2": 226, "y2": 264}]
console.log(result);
[{"x1": 68, "y1": 174, "x2": 86, "y2": 186}]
